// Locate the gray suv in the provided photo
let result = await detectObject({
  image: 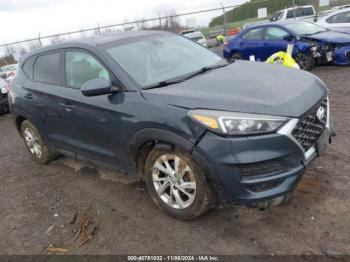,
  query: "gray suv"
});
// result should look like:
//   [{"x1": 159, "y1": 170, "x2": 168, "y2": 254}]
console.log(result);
[{"x1": 9, "y1": 31, "x2": 334, "y2": 220}]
